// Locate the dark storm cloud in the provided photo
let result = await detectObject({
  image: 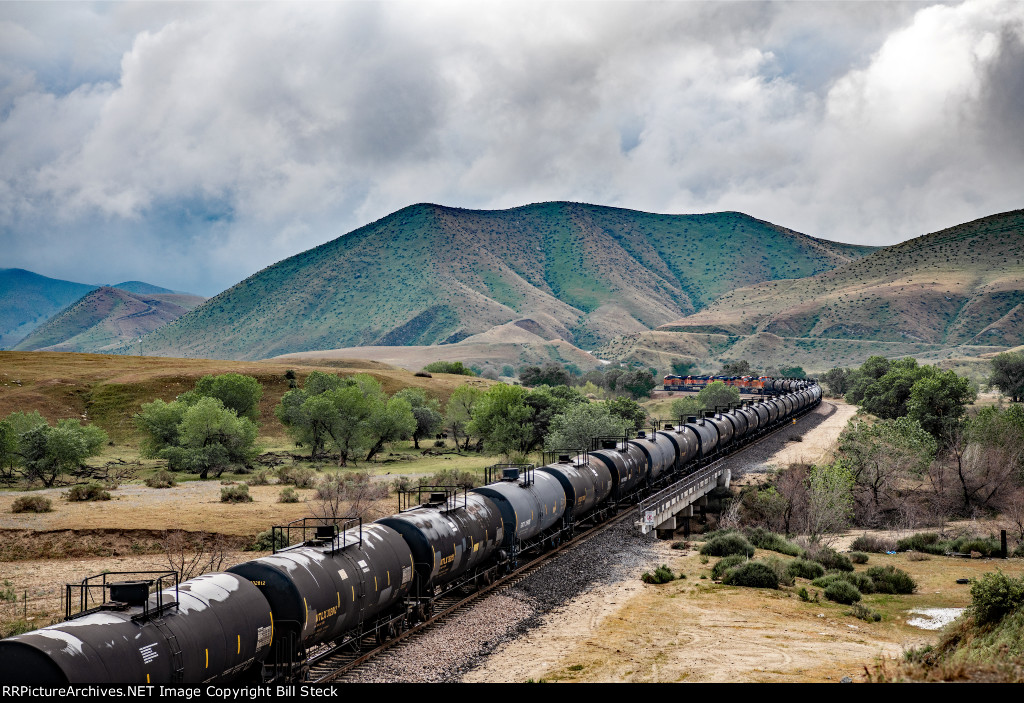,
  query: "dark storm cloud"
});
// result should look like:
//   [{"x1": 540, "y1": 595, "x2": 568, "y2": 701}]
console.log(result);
[{"x1": 0, "y1": 1, "x2": 1021, "y2": 295}]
